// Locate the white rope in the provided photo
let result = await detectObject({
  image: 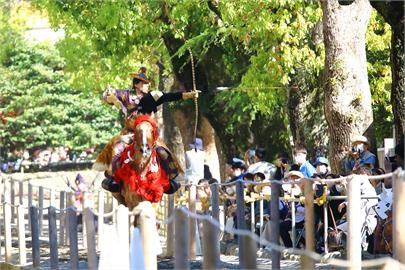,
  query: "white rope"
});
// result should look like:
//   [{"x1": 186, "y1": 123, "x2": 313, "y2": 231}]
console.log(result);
[
  {"x1": 155, "y1": 207, "x2": 405, "y2": 269},
  {"x1": 187, "y1": 171, "x2": 395, "y2": 189}
]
